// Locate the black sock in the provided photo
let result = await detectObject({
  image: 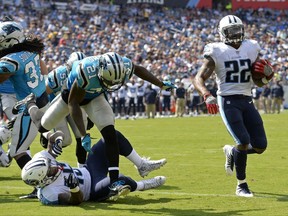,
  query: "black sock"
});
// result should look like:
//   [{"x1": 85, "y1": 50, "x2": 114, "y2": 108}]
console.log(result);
[
  {"x1": 116, "y1": 130, "x2": 133, "y2": 157},
  {"x1": 101, "y1": 125, "x2": 119, "y2": 183},
  {"x1": 233, "y1": 148, "x2": 247, "y2": 180},
  {"x1": 76, "y1": 138, "x2": 87, "y2": 164},
  {"x1": 16, "y1": 154, "x2": 32, "y2": 169}
]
